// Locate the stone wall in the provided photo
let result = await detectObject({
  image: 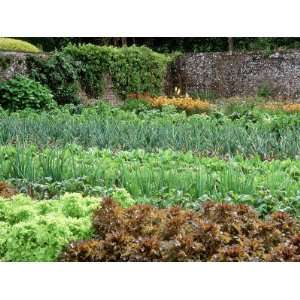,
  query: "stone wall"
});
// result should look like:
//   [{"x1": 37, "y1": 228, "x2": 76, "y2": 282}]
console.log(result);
[
  {"x1": 0, "y1": 51, "x2": 28, "y2": 81},
  {"x1": 166, "y1": 50, "x2": 300, "y2": 99},
  {"x1": 102, "y1": 75, "x2": 123, "y2": 105}
]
